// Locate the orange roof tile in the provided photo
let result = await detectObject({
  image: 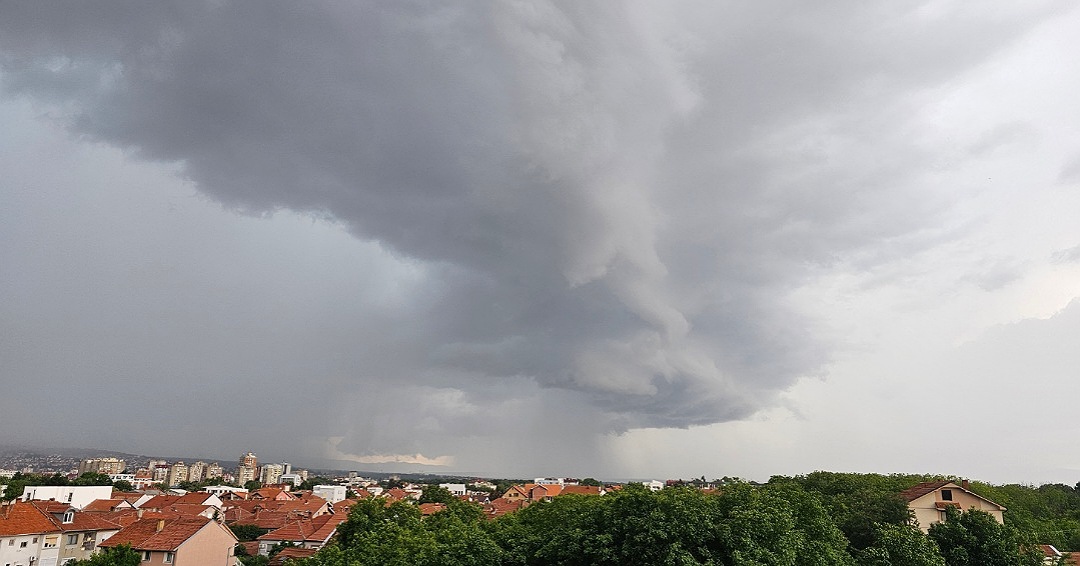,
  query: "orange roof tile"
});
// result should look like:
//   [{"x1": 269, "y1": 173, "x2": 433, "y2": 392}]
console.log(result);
[
  {"x1": 899, "y1": 481, "x2": 952, "y2": 502},
  {"x1": 257, "y1": 514, "x2": 345, "y2": 543},
  {"x1": 418, "y1": 503, "x2": 446, "y2": 516},
  {"x1": 0, "y1": 501, "x2": 63, "y2": 536},
  {"x1": 559, "y1": 485, "x2": 601, "y2": 496},
  {"x1": 82, "y1": 499, "x2": 133, "y2": 512},
  {"x1": 100, "y1": 516, "x2": 223, "y2": 551},
  {"x1": 269, "y1": 546, "x2": 318, "y2": 565}
]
